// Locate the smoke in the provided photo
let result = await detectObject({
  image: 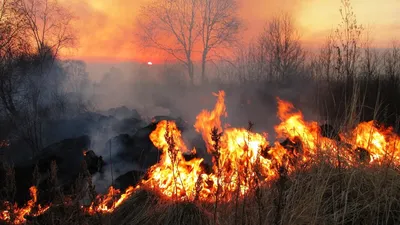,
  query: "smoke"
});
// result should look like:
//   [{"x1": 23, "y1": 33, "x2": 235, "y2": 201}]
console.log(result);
[
  {"x1": 73, "y1": 60, "x2": 318, "y2": 192},
  {"x1": 0, "y1": 56, "x2": 317, "y2": 193},
  {"x1": 81, "y1": 58, "x2": 320, "y2": 132}
]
